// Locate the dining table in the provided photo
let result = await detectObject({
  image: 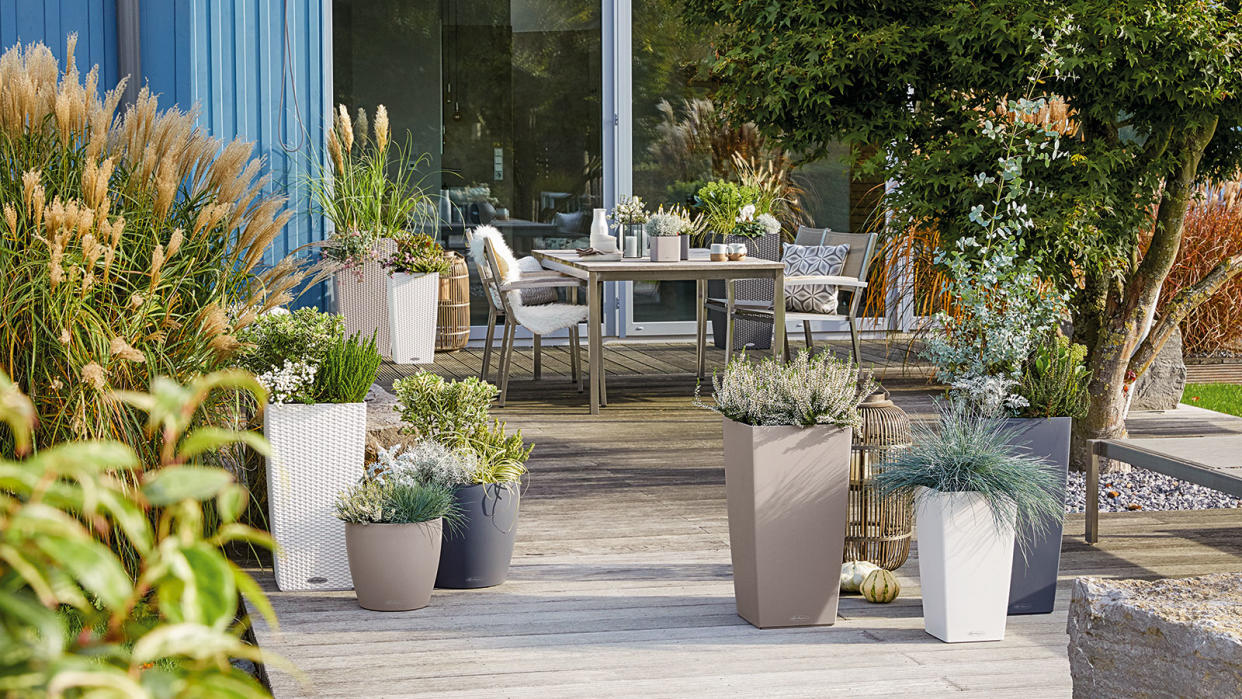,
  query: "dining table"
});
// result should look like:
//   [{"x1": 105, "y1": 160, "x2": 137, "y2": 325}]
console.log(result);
[{"x1": 532, "y1": 248, "x2": 787, "y2": 414}]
